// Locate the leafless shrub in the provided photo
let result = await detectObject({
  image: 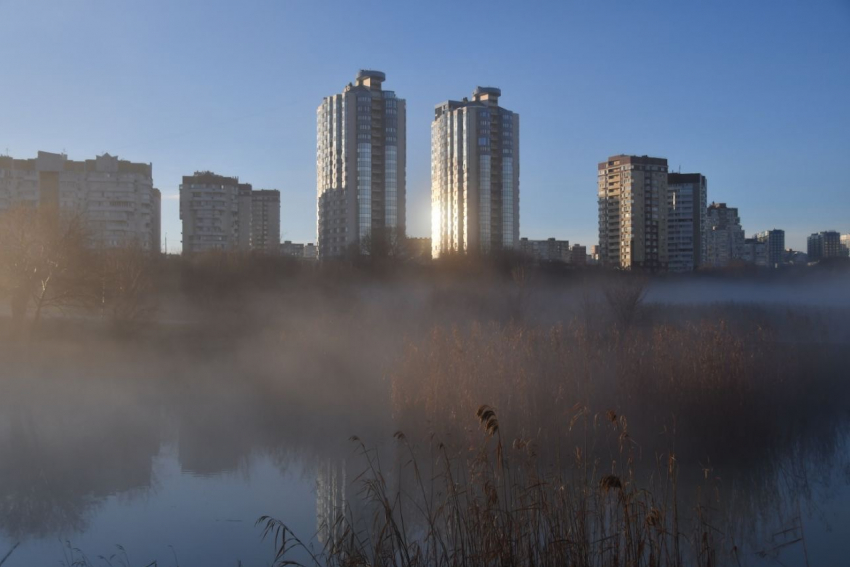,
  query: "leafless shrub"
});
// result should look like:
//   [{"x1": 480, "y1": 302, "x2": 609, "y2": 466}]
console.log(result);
[{"x1": 603, "y1": 275, "x2": 648, "y2": 332}]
